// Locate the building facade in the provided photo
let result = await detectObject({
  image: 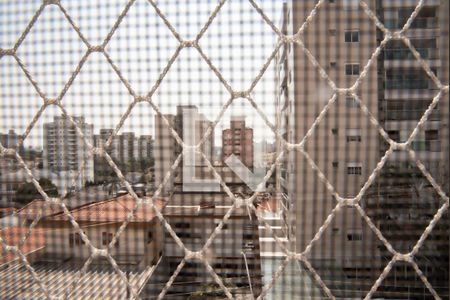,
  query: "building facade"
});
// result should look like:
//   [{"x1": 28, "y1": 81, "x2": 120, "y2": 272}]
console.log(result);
[
  {"x1": 43, "y1": 115, "x2": 94, "y2": 188},
  {"x1": 365, "y1": 1, "x2": 449, "y2": 297},
  {"x1": 222, "y1": 116, "x2": 254, "y2": 169},
  {"x1": 154, "y1": 105, "x2": 215, "y2": 196},
  {"x1": 279, "y1": 0, "x2": 449, "y2": 298},
  {"x1": 138, "y1": 135, "x2": 153, "y2": 161},
  {"x1": 0, "y1": 129, "x2": 24, "y2": 155}
]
